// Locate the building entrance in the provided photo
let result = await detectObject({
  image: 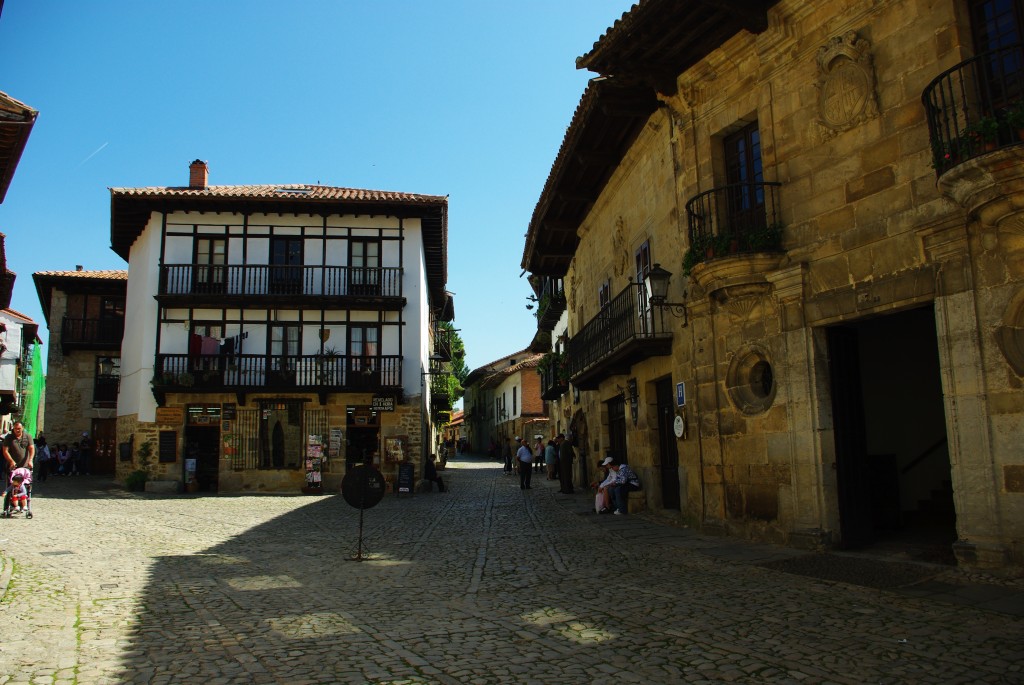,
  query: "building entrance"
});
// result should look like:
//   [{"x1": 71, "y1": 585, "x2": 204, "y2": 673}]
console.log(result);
[
  {"x1": 655, "y1": 378, "x2": 681, "y2": 510},
  {"x1": 184, "y1": 426, "x2": 220, "y2": 492},
  {"x1": 826, "y1": 306, "x2": 955, "y2": 561}
]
